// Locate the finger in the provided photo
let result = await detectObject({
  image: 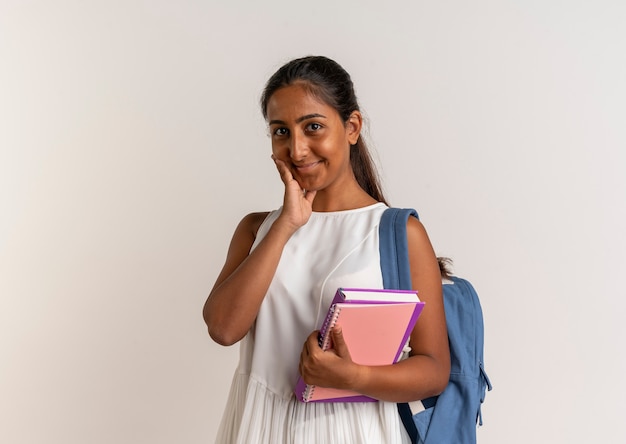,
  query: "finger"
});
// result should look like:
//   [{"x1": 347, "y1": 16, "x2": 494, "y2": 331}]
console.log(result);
[
  {"x1": 272, "y1": 156, "x2": 294, "y2": 184},
  {"x1": 330, "y1": 325, "x2": 351, "y2": 359},
  {"x1": 305, "y1": 330, "x2": 321, "y2": 351},
  {"x1": 304, "y1": 189, "x2": 317, "y2": 204}
]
